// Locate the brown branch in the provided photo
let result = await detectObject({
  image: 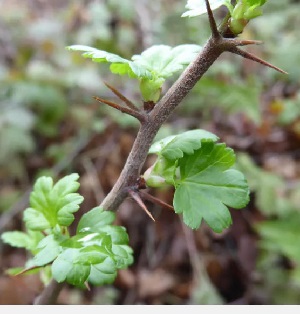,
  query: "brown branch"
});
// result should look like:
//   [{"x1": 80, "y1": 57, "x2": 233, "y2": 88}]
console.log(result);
[
  {"x1": 93, "y1": 96, "x2": 147, "y2": 122},
  {"x1": 99, "y1": 7, "x2": 286, "y2": 212},
  {"x1": 104, "y1": 82, "x2": 140, "y2": 111},
  {"x1": 34, "y1": 280, "x2": 65, "y2": 305}
]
